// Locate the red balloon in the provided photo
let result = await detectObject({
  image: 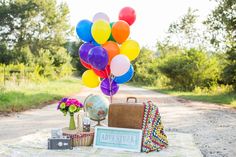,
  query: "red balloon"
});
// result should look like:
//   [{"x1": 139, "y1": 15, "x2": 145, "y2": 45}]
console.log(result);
[
  {"x1": 93, "y1": 65, "x2": 111, "y2": 78},
  {"x1": 119, "y1": 7, "x2": 136, "y2": 26},
  {"x1": 80, "y1": 59, "x2": 92, "y2": 69}
]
